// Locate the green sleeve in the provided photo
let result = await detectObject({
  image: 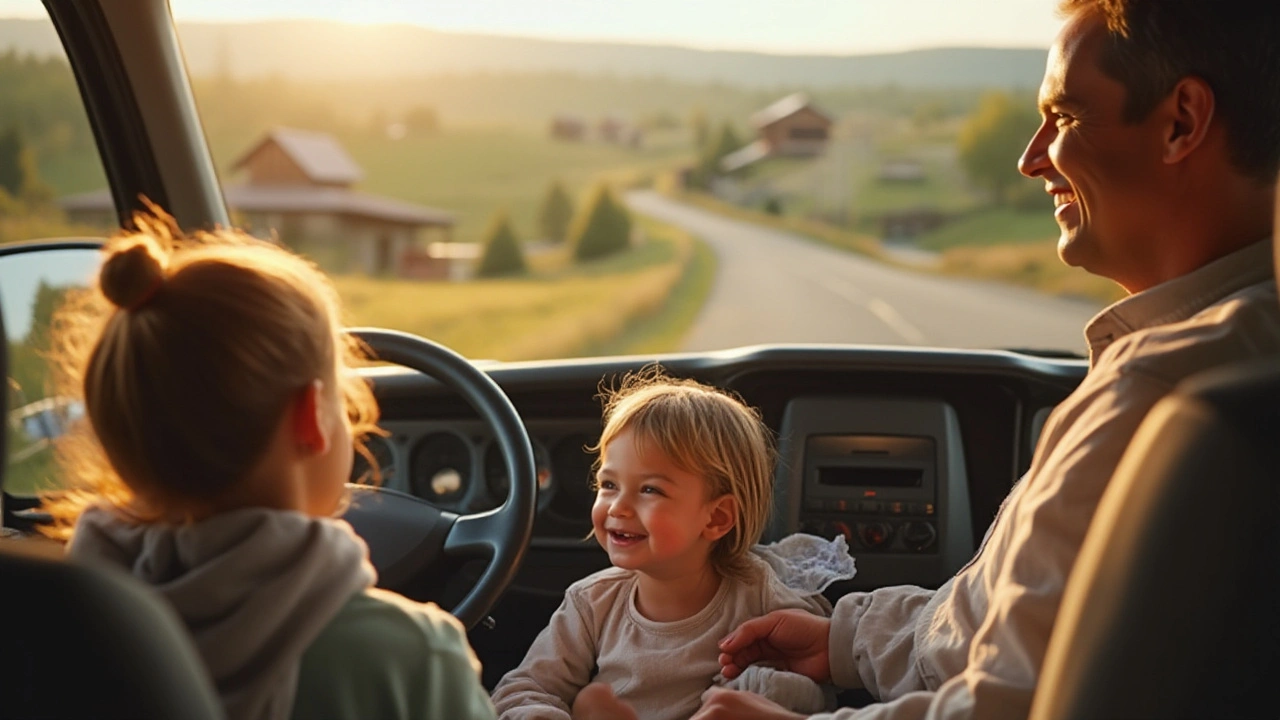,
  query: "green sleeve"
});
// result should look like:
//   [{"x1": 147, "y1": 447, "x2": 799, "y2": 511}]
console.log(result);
[{"x1": 293, "y1": 589, "x2": 496, "y2": 720}]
